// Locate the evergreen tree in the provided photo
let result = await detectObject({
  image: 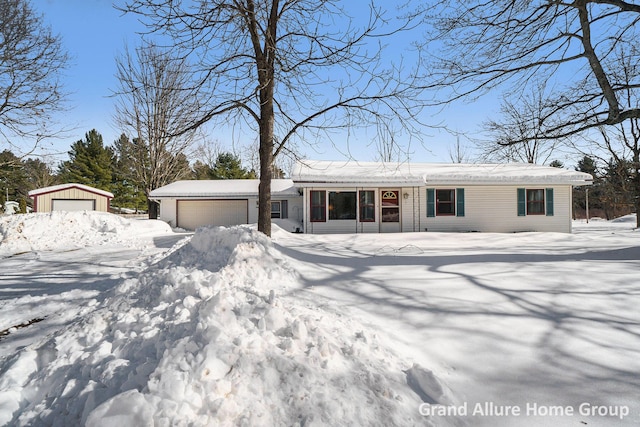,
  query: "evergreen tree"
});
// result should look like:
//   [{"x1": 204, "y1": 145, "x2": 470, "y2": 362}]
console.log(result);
[
  {"x1": 211, "y1": 152, "x2": 256, "y2": 180},
  {"x1": 0, "y1": 150, "x2": 29, "y2": 207},
  {"x1": 602, "y1": 158, "x2": 634, "y2": 219},
  {"x1": 549, "y1": 160, "x2": 564, "y2": 168},
  {"x1": 111, "y1": 134, "x2": 147, "y2": 211},
  {"x1": 58, "y1": 130, "x2": 114, "y2": 191},
  {"x1": 574, "y1": 155, "x2": 604, "y2": 220},
  {"x1": 192, "y1": 160, "x2": 214, "y2": 180}
]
